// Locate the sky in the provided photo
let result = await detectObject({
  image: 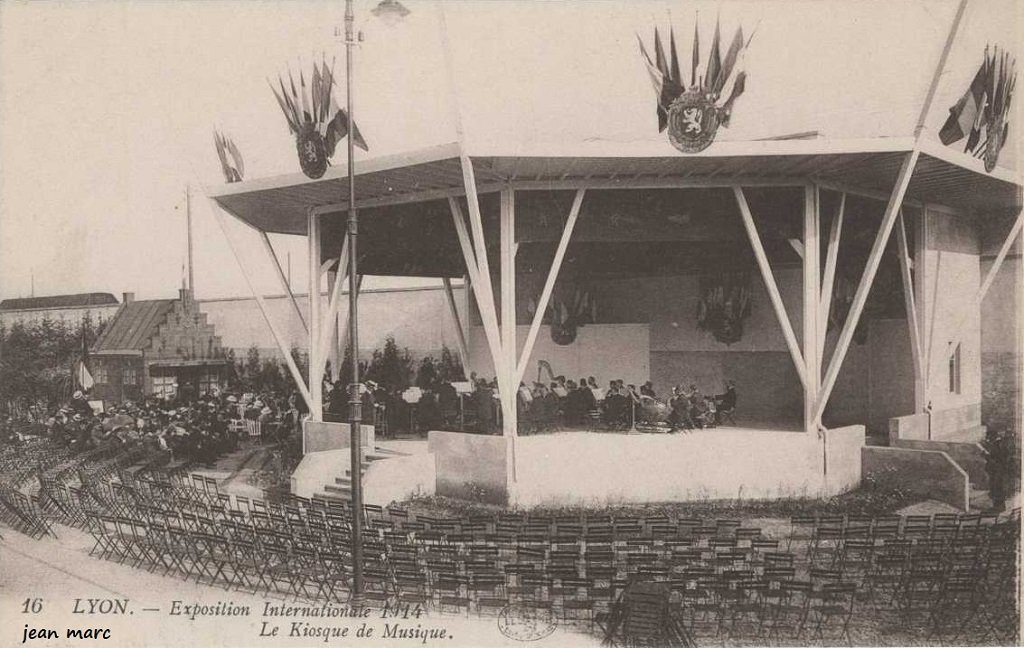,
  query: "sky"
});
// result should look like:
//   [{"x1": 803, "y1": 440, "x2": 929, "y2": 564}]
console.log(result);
[{"x1": 0, "y1": 0, "x2": 1020, "y2": 303}]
